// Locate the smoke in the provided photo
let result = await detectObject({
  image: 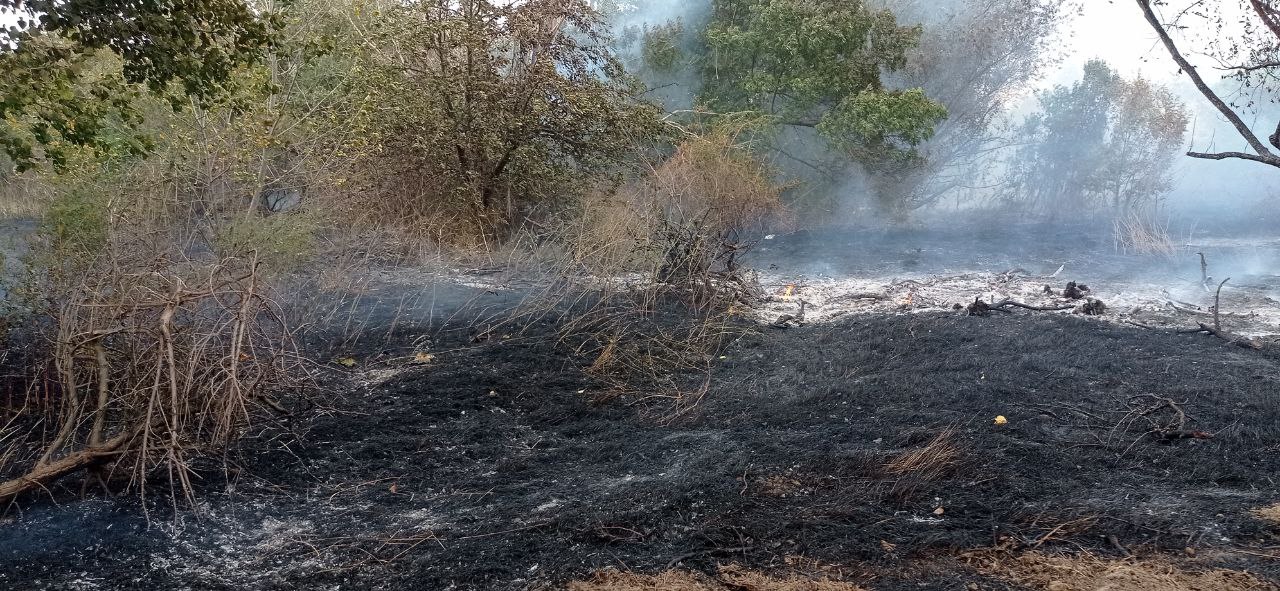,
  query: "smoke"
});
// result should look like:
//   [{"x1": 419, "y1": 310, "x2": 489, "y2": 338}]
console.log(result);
[{"x1": 605, "y1": 0, "x2": 710, "y2": 111}]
